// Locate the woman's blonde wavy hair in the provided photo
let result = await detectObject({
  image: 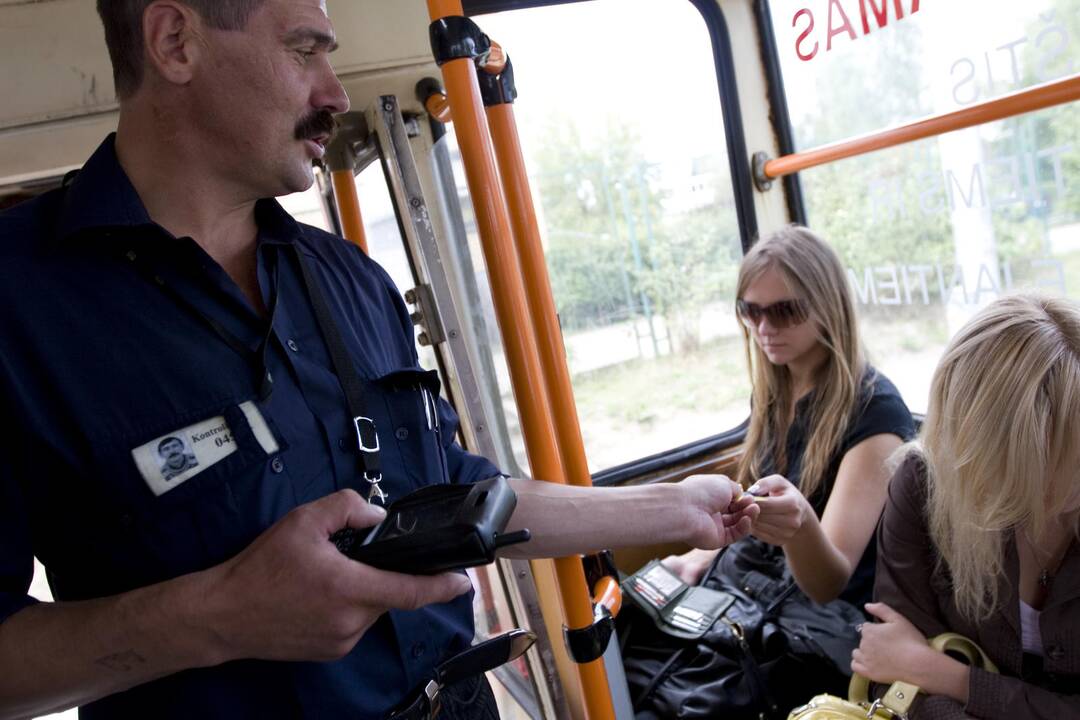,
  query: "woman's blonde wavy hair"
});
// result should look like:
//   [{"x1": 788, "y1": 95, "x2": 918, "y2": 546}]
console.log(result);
[
  {"x1": 735, "y1": 226, "x2": 866, "y2": 500},
  {"x1": 914, "y1": 293, "x2": 1080, "y2": 622}
]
